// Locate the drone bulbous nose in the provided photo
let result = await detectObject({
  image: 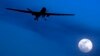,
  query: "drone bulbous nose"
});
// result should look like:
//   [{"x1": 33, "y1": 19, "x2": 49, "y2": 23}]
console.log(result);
[{"x1": 47, "y1": 15, "x2": 50, "y2": 17}]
